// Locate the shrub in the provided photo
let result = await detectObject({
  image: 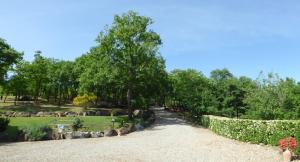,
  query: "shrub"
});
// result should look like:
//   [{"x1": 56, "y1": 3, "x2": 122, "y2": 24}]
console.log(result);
[
  {"x1": 0, "y1": 117, "x2": 10, "y2": 132},
  {"x1": 22, "y1": 125, "x2": 52, "y2": 141},
  {"x1": 131, "y1": 97, "x2": 149, "y2": 110},
  {"x1": 72, "y1": 118, "x2": 83, "y2": 131},
  {"x1": 201, "y1": 115, "x2": 300, "y2": 154},
  {"x1": 73, "y1": 94, "x2": 97, "y2": 108}
]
